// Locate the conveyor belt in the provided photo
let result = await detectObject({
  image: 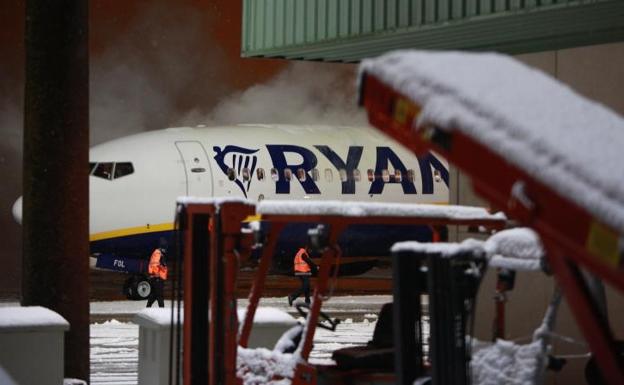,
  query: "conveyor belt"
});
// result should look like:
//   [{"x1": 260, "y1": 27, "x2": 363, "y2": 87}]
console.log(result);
[{"x1": 359, "y1": 49, "x2": 624, "y2": 385}]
